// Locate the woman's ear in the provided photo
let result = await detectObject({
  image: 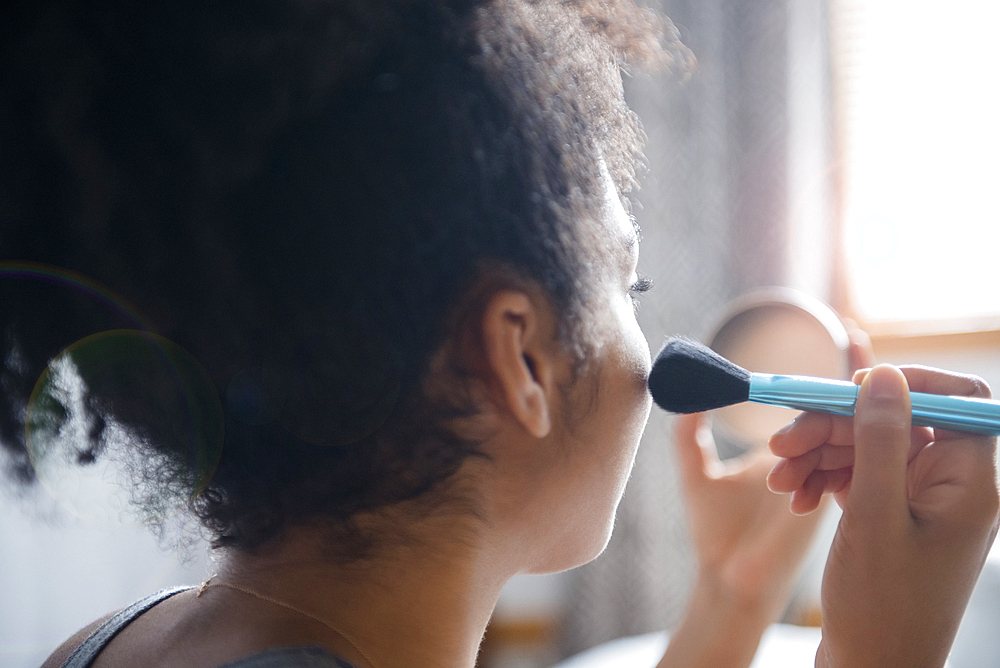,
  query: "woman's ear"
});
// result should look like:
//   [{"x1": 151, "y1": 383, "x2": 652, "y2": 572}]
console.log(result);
[{"x1": 480, "y1": 290, "x2": 555, "y2": 438}]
